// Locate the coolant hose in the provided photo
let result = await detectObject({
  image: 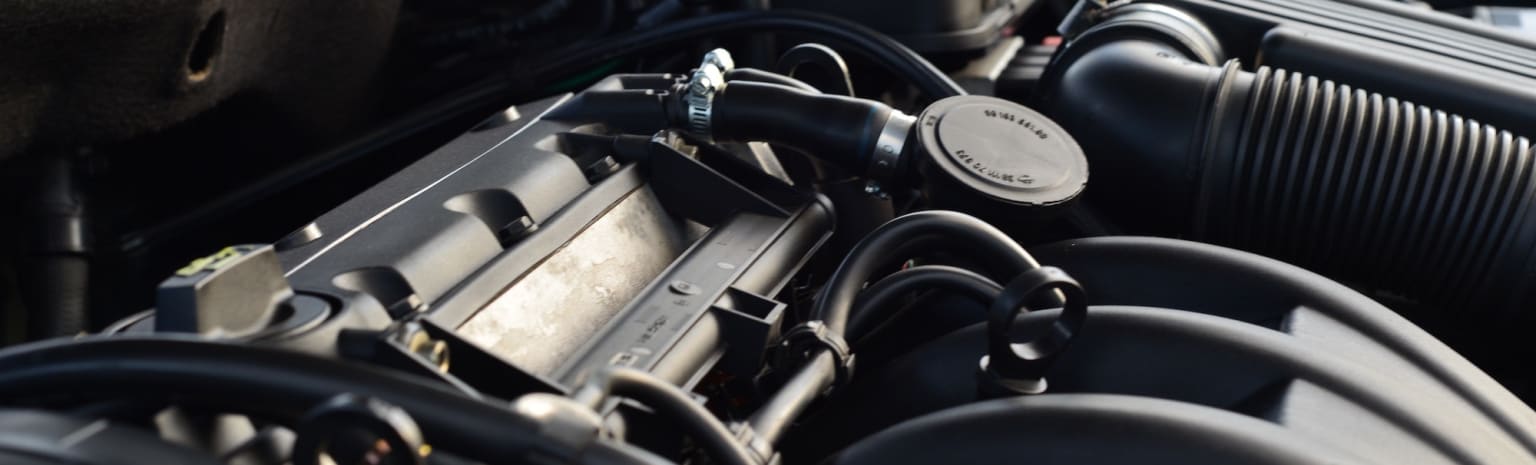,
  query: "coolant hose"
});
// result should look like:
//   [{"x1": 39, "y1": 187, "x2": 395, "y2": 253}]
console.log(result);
[
  {"x1": 551, "y1": 79, "x2": 907, "y2": 179},
  {"x1": 1040, "y1": 16, "x2": 1536, "y2": 318},
  {"x1": 711, "y1": 81, "x2": 902, "y2": 181}
]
